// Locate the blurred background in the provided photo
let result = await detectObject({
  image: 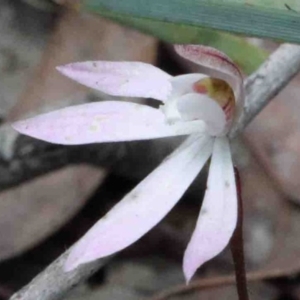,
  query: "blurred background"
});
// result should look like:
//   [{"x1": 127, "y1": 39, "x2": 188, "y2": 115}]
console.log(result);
[{"x1": 1, "y1": 1, "x2": 300, "y2": 299}]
